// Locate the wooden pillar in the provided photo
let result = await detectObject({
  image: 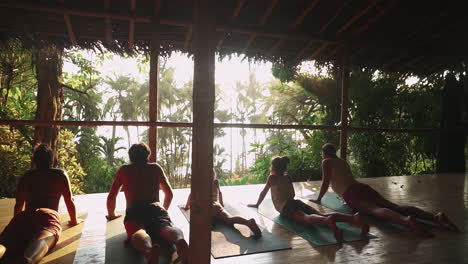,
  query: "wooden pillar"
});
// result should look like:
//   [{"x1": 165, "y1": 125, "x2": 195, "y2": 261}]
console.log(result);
[
  {"x1": 148, "y1": 19, "x2": 159, "y2": 162},
  {"x1": 190, "y1": 0, "x2": 215, "y2": 263},
  {"x1": 339, "y1": 59, "x2": 350, "y2": 159}
]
